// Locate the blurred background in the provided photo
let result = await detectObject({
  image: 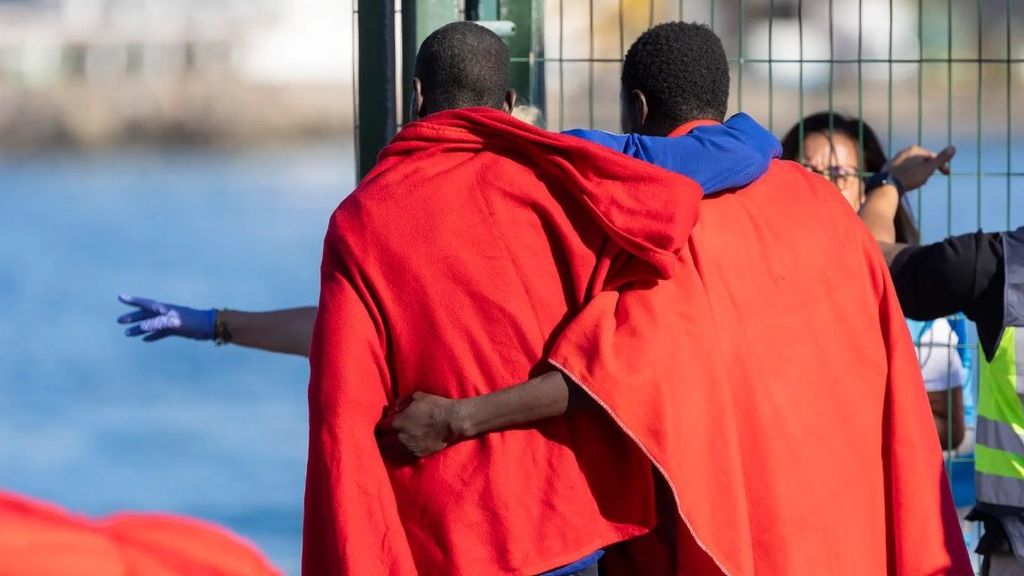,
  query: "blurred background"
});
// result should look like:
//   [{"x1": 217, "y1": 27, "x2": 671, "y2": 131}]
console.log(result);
[
  {"x1": 1, "y1": 0, "x2": 1023, "y2": 574},
  {"x1": 0, "y1": 1, "x2": 355, "y2": 573}
]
